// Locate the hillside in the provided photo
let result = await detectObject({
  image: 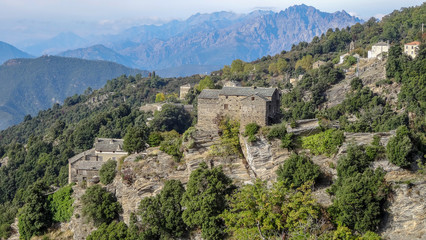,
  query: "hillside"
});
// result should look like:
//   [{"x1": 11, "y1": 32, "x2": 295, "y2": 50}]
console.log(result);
[
  {"x1": 0, "y1": 56, "x2": 148, "y2": 129},
  {"x1": 0, "y1": 41, "x2": 33, "y2": 64},
  {"x1": 0, "y1": 3, "x2": 425, "y2": 240}
]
